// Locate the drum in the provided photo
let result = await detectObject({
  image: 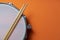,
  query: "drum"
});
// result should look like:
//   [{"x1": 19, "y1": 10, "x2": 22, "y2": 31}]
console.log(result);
[{"x1": 0, "y1": 2, "x2": 31, "y2": 40}]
